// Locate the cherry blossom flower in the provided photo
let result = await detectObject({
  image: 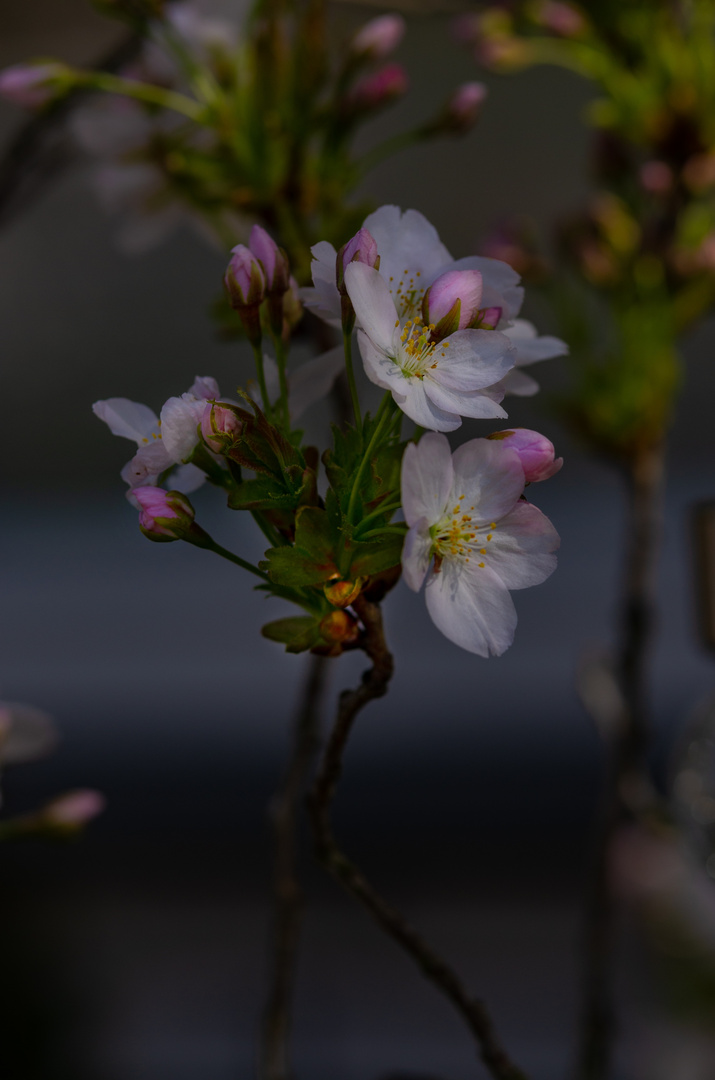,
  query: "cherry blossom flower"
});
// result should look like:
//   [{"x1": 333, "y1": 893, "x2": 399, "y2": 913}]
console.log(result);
[
  {"x1": 92, "y1": 376, "x2": 219, "y2": 493},
  {"x1": 350, "y1": 15, "x2": 405, "y2": 61},
  {"x1": 401, "y1": 432, "x2": 560, "y2": 656},
  {"x1": 344, "y1": 262, "x2": 515, "y2": 430},
  {"x1": 301, "y1": 207, "x2": 566, "y2": 394}
]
